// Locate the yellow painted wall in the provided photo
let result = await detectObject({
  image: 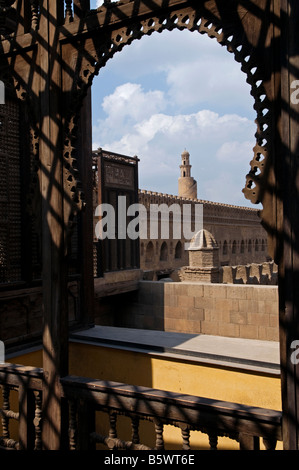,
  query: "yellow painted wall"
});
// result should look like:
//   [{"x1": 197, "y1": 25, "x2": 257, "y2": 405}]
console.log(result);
[
  {"x1": 68, "y1": 341, "x2": 282, "y2": 450},
  {"x1": 2, "y1": 342, "x2": 282, "y2": 450}
]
